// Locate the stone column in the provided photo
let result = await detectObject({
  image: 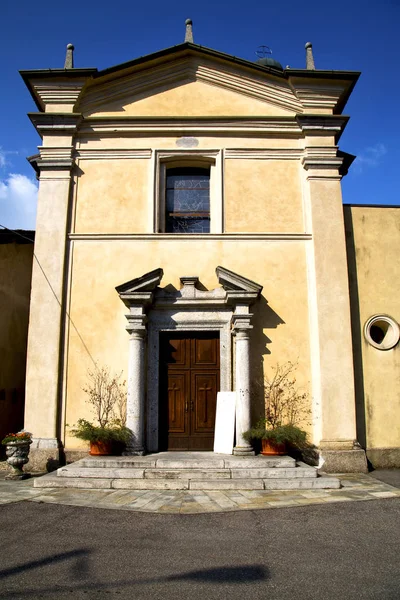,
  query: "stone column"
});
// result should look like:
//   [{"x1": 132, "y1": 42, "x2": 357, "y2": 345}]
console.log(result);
[
  {"x1": 232, "y1": 312, "x2": 255, "y2": 456},
  {"x1": 124, "y1": 317, "x2": 147, "y2": 455}
]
